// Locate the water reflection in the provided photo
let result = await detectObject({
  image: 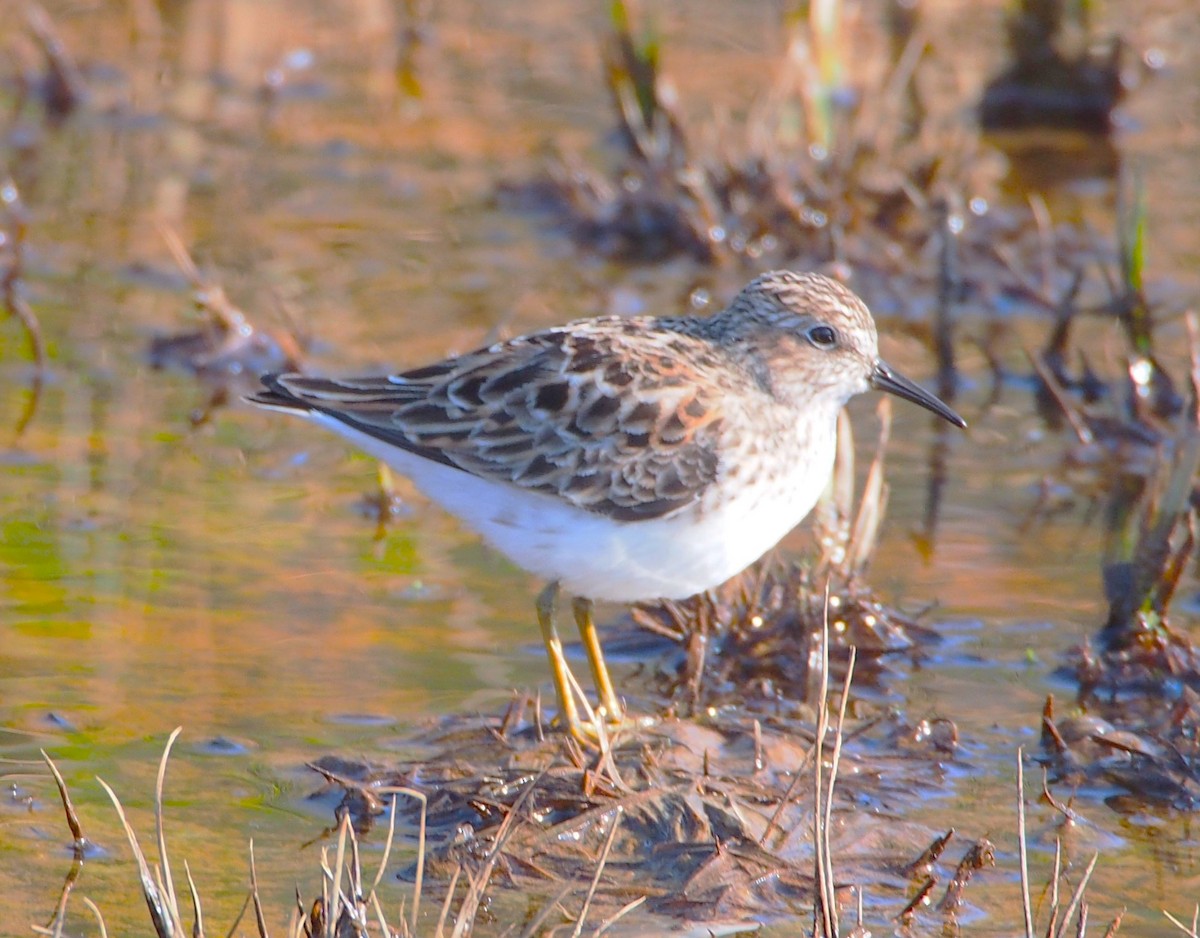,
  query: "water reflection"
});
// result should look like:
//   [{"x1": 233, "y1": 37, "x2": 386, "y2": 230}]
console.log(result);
[{"x1": 0, "y1": 0, "x2": 1197, "y2": 934}]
